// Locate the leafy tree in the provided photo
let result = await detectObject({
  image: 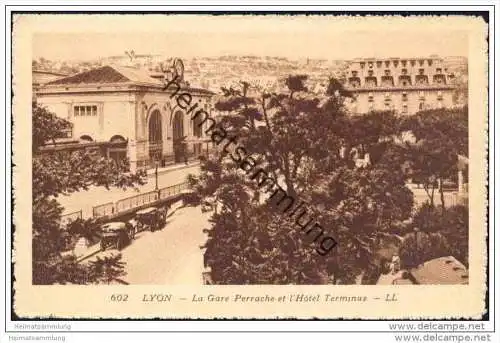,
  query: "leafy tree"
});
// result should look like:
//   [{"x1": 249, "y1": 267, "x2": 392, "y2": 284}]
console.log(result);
[
  {"x1": 32, "y1": 104, "x2": 146, "y2": 284},
  {"x1": 66, "y1": 218, "x2": 102, "y2": 246},
  {"x1": 402, "y1": 107, "x2": 468, "y2": 208},
  {"x1": 88, "y1": 254, "x2": 126, "y2": 284},
  {"x1": 193, "y1": 76, "x2": 414, "y2": 284},
  {"x1": 408, "y1": 203, "x2": 468, "y2": 267},
  {"x1": 399, "y1": 230, "x2": 449, "y2": 269}
]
